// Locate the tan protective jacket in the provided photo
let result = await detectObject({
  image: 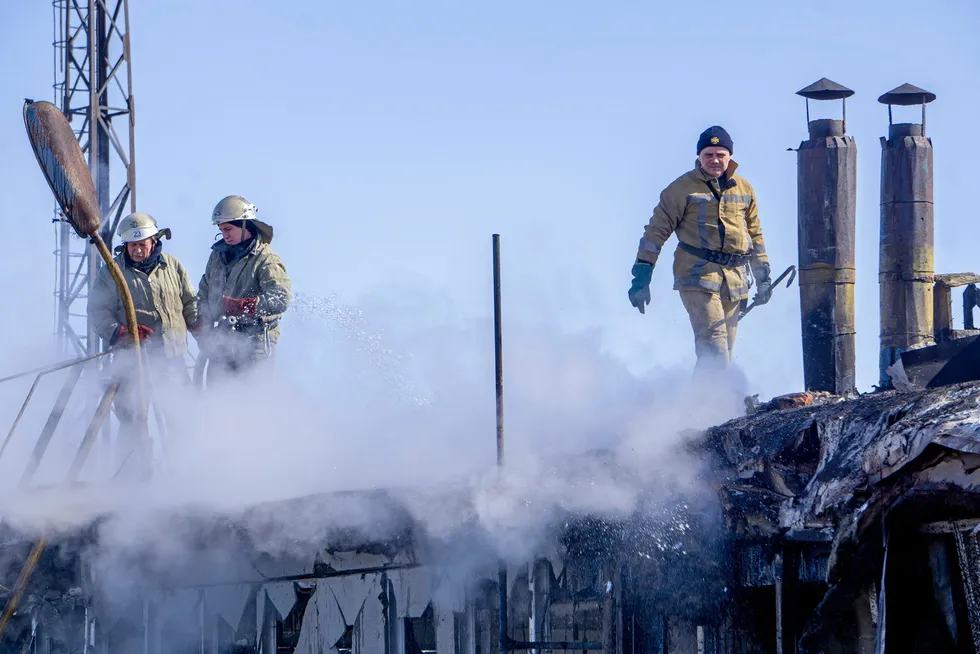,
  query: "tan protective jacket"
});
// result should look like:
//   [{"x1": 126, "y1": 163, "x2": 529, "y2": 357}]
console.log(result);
[
  {"x1": 88, "y1": 251, "x2": 199, "y2": 358},
  {"x1": 197, "y1": 237, "x2": 291, "y2": 347},
  {"x1": 636, "y1": 160, "x2": 769, "y2": 301}
]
